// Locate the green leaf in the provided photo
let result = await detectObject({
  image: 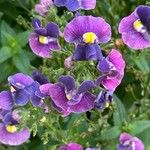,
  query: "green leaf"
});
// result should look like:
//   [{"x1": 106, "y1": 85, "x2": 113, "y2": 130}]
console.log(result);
[
  {"x1": 114, "y1": 95, "x2": 128, "y2": 124},
  {"x1": 100, "y1": 126, "x2": 121, "y2": 140},
  {"x1": 12, "y1": 50, "x2": 32, "y2": 73},
  {"x1": 16, "y1": 31, "x2": 30, "y2": 47},
  {"x1": 0, "y1": 46, "x2": 13, "y2": 63},
  {"x1": 130, "y1": 120, "x2": 150, "y2": 135}
]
